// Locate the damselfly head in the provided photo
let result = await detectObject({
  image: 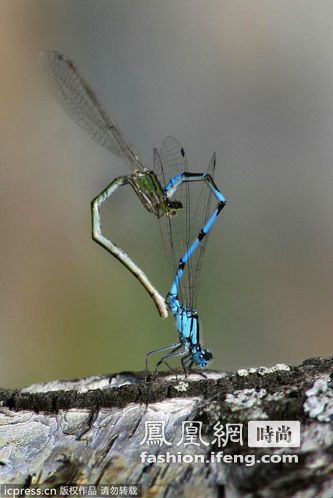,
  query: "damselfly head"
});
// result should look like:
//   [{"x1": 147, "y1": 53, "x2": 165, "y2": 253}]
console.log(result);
[
  {"x1": 167, "y1": 200, "x2": 182, "y2": 216},
  {"x1": 192, "y1": 348, "x2": 213, "y2": 368},
  {"x1": 203, "y1": 349, "x2": 213, "y2": 362}
]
